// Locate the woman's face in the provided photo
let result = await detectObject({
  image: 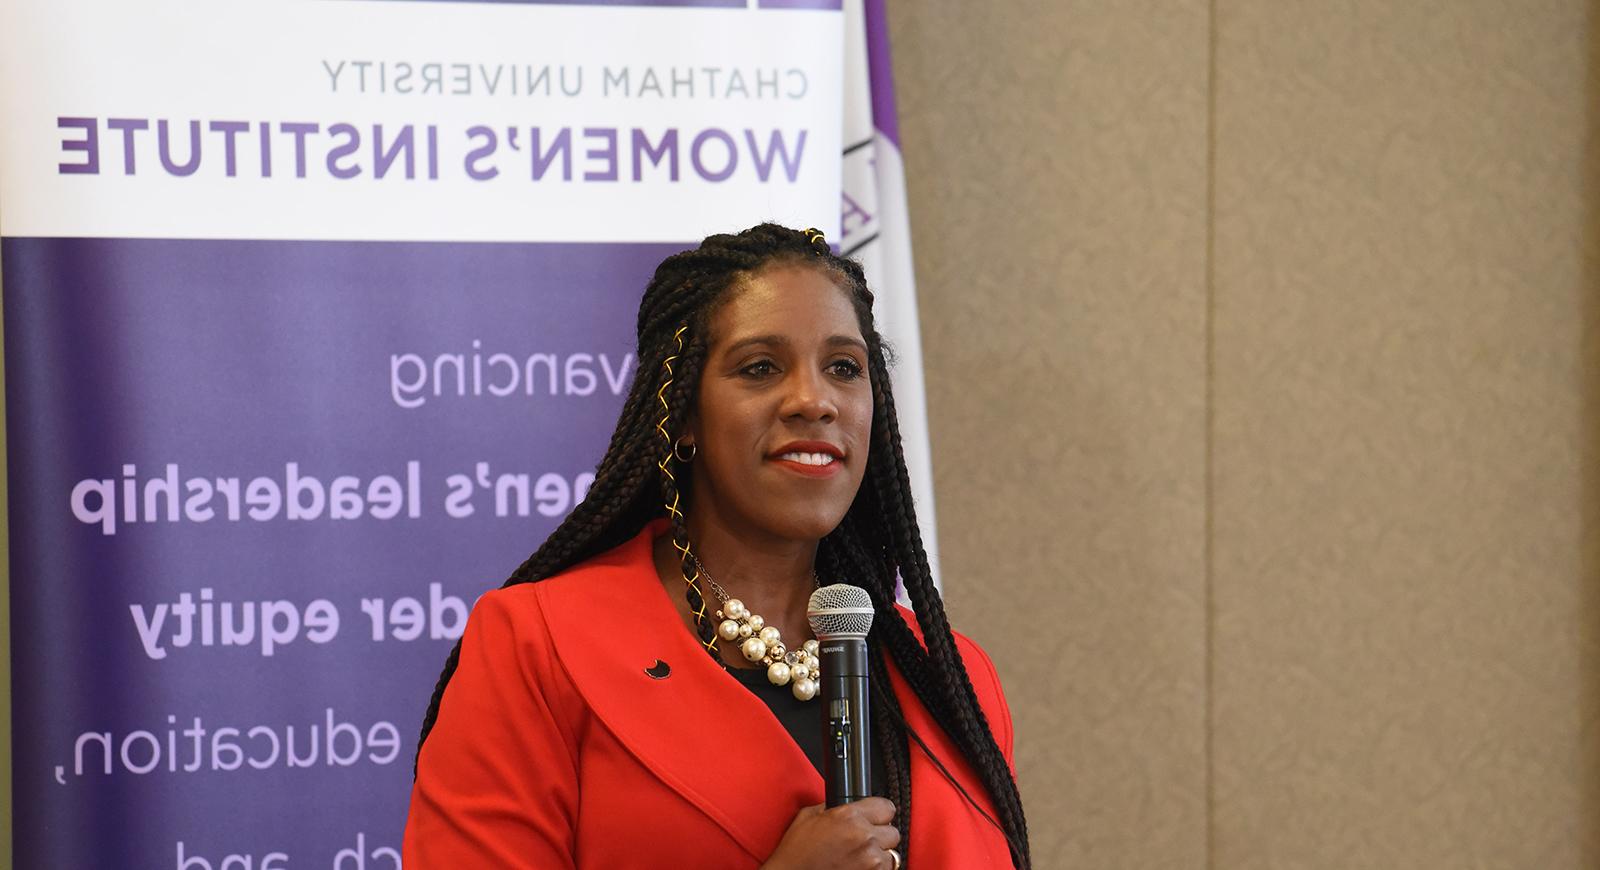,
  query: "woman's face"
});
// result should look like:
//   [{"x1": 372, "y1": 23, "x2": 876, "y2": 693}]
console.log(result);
[{"x1": 686, "y1": 263, "x2": 874, "y2": 544}]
